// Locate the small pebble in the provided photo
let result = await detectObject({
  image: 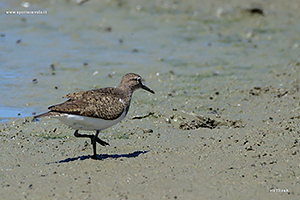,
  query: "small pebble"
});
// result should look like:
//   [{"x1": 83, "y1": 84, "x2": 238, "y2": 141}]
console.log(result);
[
  {"x1": 77, "y1": 0, "x2": 89, "y2": 5},
  {"x1": 105, "y1": 27, "x2": 112, "y2": 32},
  {"x1": 32, "y1": 78, "x2": 38, "y2": 84},
  {"x1": 143, "y1": 129, "x2": 153, "y2": 133}
]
